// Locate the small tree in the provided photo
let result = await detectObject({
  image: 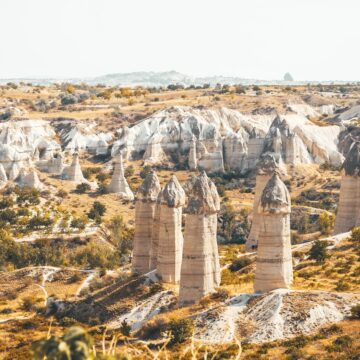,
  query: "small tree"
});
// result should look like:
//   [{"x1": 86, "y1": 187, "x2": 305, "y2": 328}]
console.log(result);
[
  {"x1": 318, "y1": 212, "x2": 334, "y2": 234},
  {"x1": 120, "y1": 319, "x2": 131, "y2": 337},
  {"x1": 351, "y1": 227, "x2": 360, "y2": 242},
  {"x1": 140, "y1": 165, "x2": 152, "y2": 179},
  {"x1": 169, "y1": 318, "x2": 194, "y2": 345},
  {"x1": 309, "y1": 240, "x2": 328, "y2": 262},
  {"x1": 76, "y1": 182, "x2": 91, "y2": 194}
]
